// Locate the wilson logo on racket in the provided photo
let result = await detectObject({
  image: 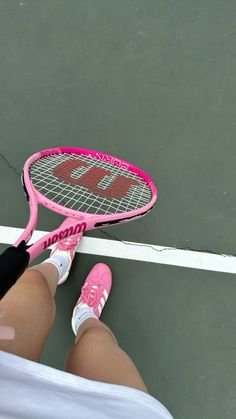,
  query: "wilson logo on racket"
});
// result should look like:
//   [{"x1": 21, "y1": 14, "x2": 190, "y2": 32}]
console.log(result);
[
  {"x1": 53, "y1": 159, "x2": 140, "y2": 200},
  {"x1": 42, "y1": 222, "x2": 87, "y2": 250}
]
